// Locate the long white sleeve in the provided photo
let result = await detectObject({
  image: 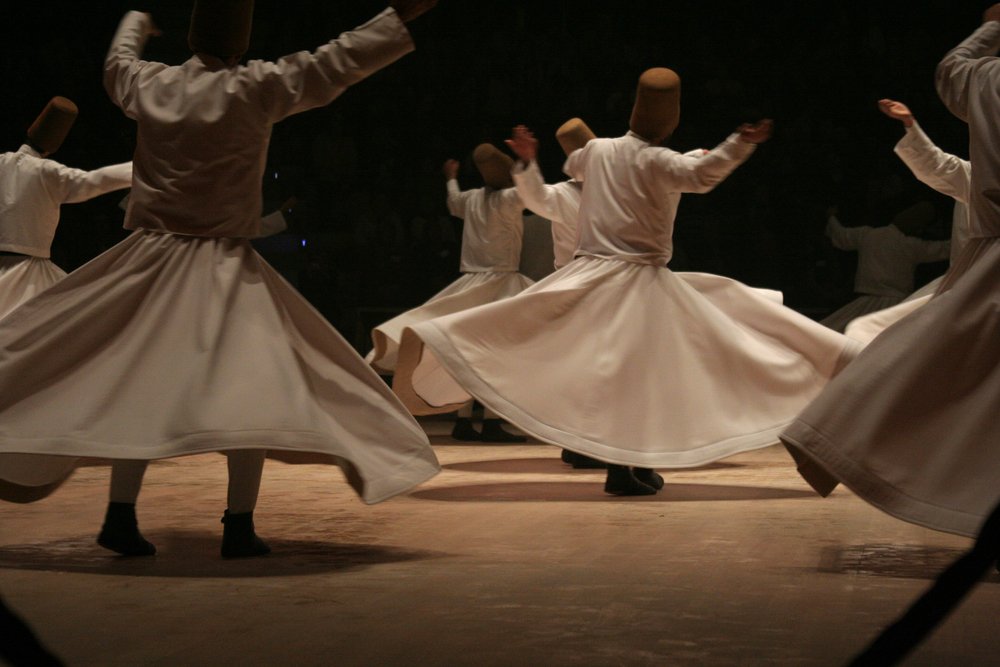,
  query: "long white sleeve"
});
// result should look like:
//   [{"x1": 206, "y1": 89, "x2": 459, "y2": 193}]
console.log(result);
[
  {"x1": 826, "y1": 215, "x2": 865, "y2": 251},
  {"x1": 936, "y1": 20, "x2": 1000, "y2": 237},
  {"x1": 59, "y1": 162, "x2": 133, "y2": 204},
  {"x1": 103, "y1": 11, "x2": 163, "y2": 119},
  {"x1": 935, "y1": 21, "x2": 1000, "y2": 122},
  {"x1": 0, "y1": 150, "x2": 131, "y2": 257},
  {"x1": 446, "y1": 179, "x2": 472, "y2": 218},
  {"x1": 512, "y1": 161, "x2": 561, "y2": 221},
  {"x1": 649, "y1": 134, "x2": 756, "y2": 194},
  {"x1": 894, "y1": 123, "x2": 970, "y2": 204},
  {"x1": 249, "y1": 9, "x2": 414, "y2": 122}
]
